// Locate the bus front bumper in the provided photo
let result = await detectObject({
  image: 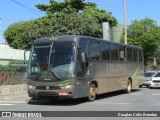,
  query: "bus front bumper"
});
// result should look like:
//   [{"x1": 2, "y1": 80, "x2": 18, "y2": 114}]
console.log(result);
[{"x1": 28, "y1": 85, "x2": 75, "y2": 100}]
